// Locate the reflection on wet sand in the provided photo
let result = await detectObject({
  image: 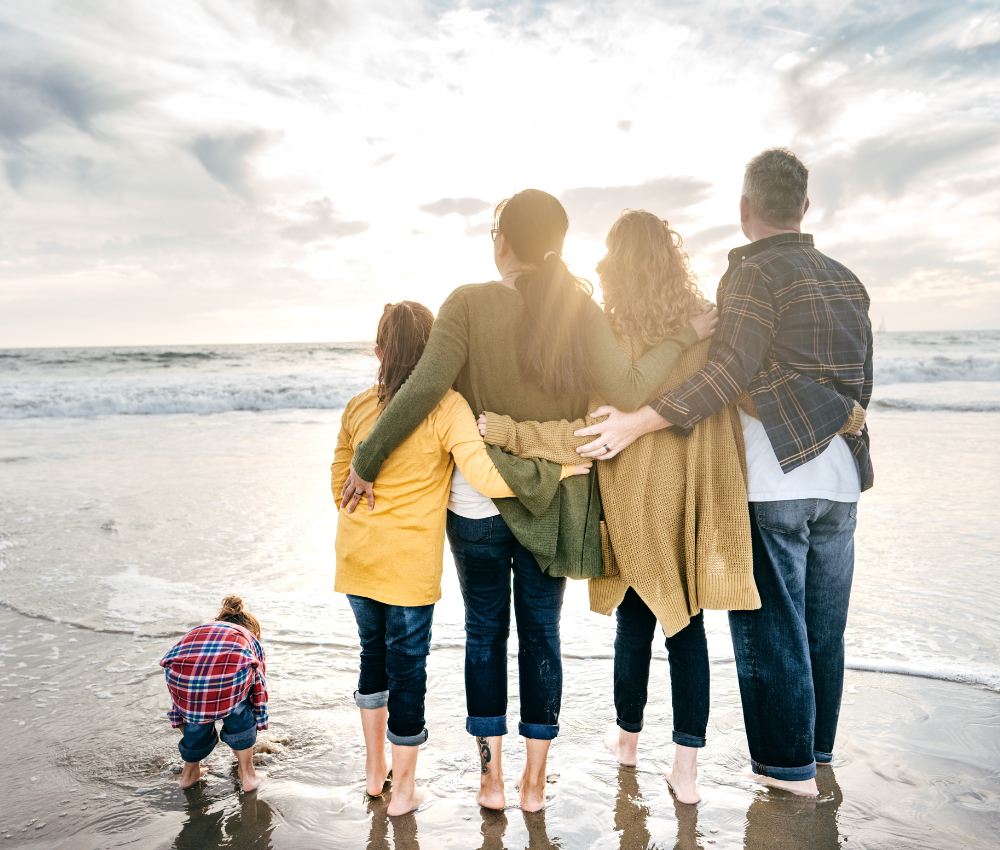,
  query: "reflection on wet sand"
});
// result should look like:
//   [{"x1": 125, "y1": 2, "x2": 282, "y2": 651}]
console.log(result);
[
  {"x1": 365, "y1": 792, "x2": 567, "y2": 850},
  {"x1": 478, "y1": 808, "x2": 508, "y2": 850},
  {"x1": 743, "y1": 769, "x2": 843, "y2": 850},
  {"x1": 173, "y1": 787, "x2": 276, "y2": 850},
  {"x1": 614, "y1": 767, "x2": 651, "y2": 850},
  {"x1": 614, "y1": 766, "x2": 702, "y2": 850}
]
